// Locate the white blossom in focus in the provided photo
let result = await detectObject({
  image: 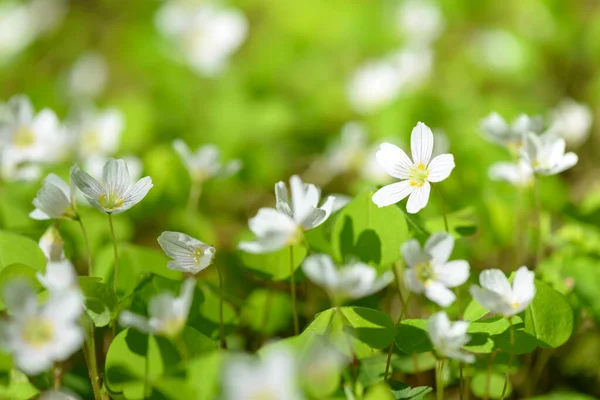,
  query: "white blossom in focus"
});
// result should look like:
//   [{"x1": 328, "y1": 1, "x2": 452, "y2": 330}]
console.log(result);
[
  {"x1": 155, "y1": 2, "x2": 248, "y2": 76},
  {"x1": 302, "y1": 254, "x2": 393, "y2": 304},
  {"x1": 157, "y1": 231, "x2": 215, "y2": 274},
  {"x1": 469, "y1": 266, "x2": 536, "y2": 317},
  {"x1": 119, "y1": 278, "x2": 196, "y2": 338},
  {"x1": 402, "y1": 233, "x2": 469, "y2": 307},
  {"x1": 427, "y1": 311, "x2": 474, "y2": 363},
  {"x1": 372, "y1": 122, "x2": 455, "y2": 213}
]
